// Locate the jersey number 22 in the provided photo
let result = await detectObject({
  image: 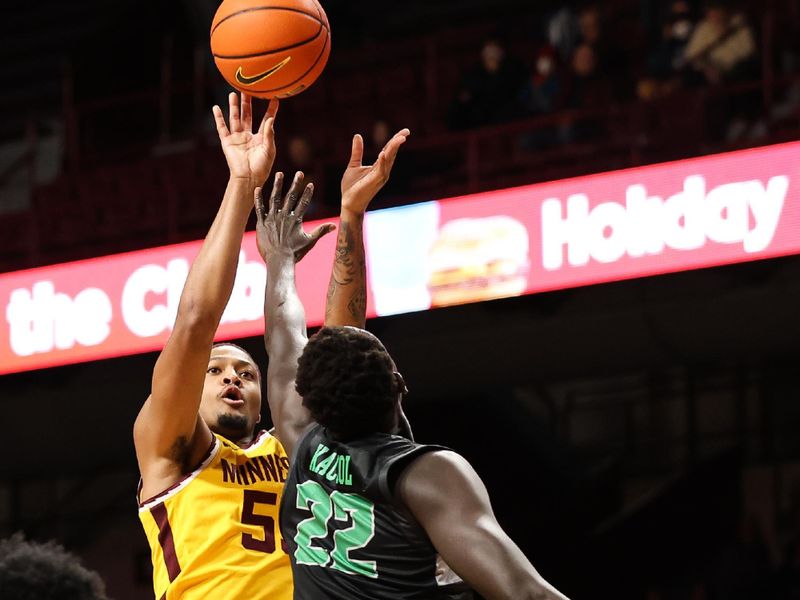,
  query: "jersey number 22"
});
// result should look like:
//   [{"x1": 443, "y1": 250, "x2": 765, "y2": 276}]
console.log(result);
[{"x1": 294, "y1": 481, "x2": 378, "y2": 578}]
